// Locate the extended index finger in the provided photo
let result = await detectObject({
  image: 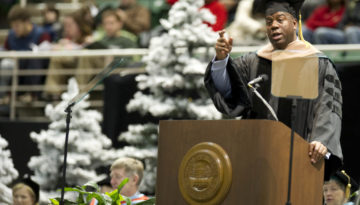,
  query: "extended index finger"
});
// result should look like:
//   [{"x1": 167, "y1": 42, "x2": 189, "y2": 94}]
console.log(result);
[{"x1": 219, "y1": 30, "x2": 225, "y2": 38}]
